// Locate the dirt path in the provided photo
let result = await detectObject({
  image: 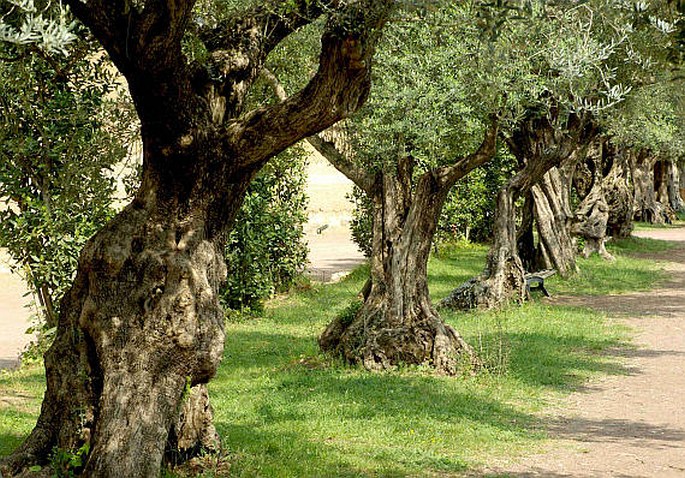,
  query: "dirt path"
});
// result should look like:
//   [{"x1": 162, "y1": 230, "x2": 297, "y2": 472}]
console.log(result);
[
  {"x1": 486, "y1": 227, "x2": 685, "y2": 478},
  {"x1": 0, "y1": 250, "x2": 34, "y2": 370}
]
